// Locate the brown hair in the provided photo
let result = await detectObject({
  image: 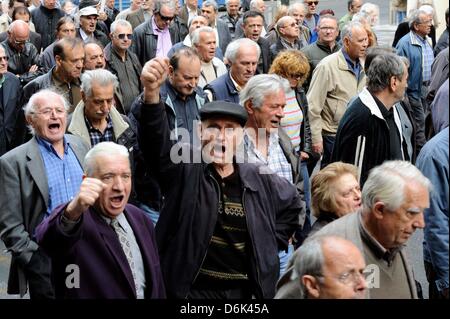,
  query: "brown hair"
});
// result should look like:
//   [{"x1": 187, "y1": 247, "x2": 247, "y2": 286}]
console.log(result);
[
  {"x1": 269, "y1": 49, "x2": 310, "y2": 86},
  {"x1": 311, "y1": 162, "x2": 359, "y2": 217}
]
